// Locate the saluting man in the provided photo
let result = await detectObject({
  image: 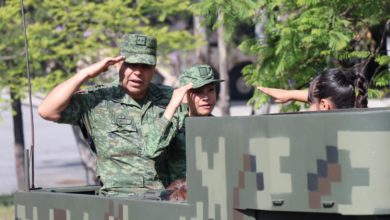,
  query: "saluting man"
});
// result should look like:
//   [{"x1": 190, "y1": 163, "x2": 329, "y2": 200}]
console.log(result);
[{"x1": 38, "y1": 34, "x2": 191, "y2": 197}]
